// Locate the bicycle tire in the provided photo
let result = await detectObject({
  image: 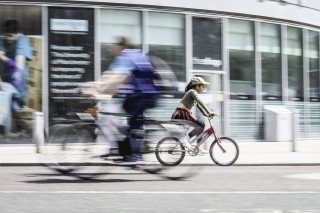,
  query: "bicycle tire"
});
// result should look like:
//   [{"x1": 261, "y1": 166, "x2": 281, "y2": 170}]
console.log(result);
[
  {"x1": 209, "y1": 136, "x2": 239, "y2": 166},
  {"x1": 155, "y1": 137, "x2": 185, "y2": 166},
  {"x1": 41, "y1": 122, "x2": 108, "y2": 179}
]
